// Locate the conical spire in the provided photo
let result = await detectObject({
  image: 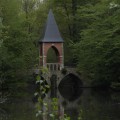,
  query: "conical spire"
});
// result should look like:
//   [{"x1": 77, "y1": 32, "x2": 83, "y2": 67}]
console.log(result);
[{"x1": 40, "y1": 9, "x2": 63, "y2": 43}]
